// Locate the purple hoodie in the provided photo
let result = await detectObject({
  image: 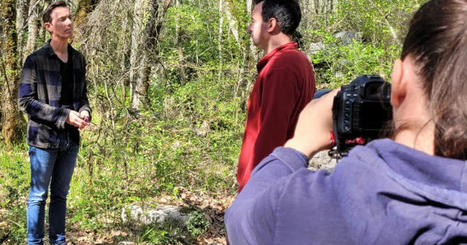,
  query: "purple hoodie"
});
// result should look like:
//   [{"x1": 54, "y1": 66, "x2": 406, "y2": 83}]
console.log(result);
[{"x1": 225, "y1": 139, "x2": 467, "y2": 244}]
